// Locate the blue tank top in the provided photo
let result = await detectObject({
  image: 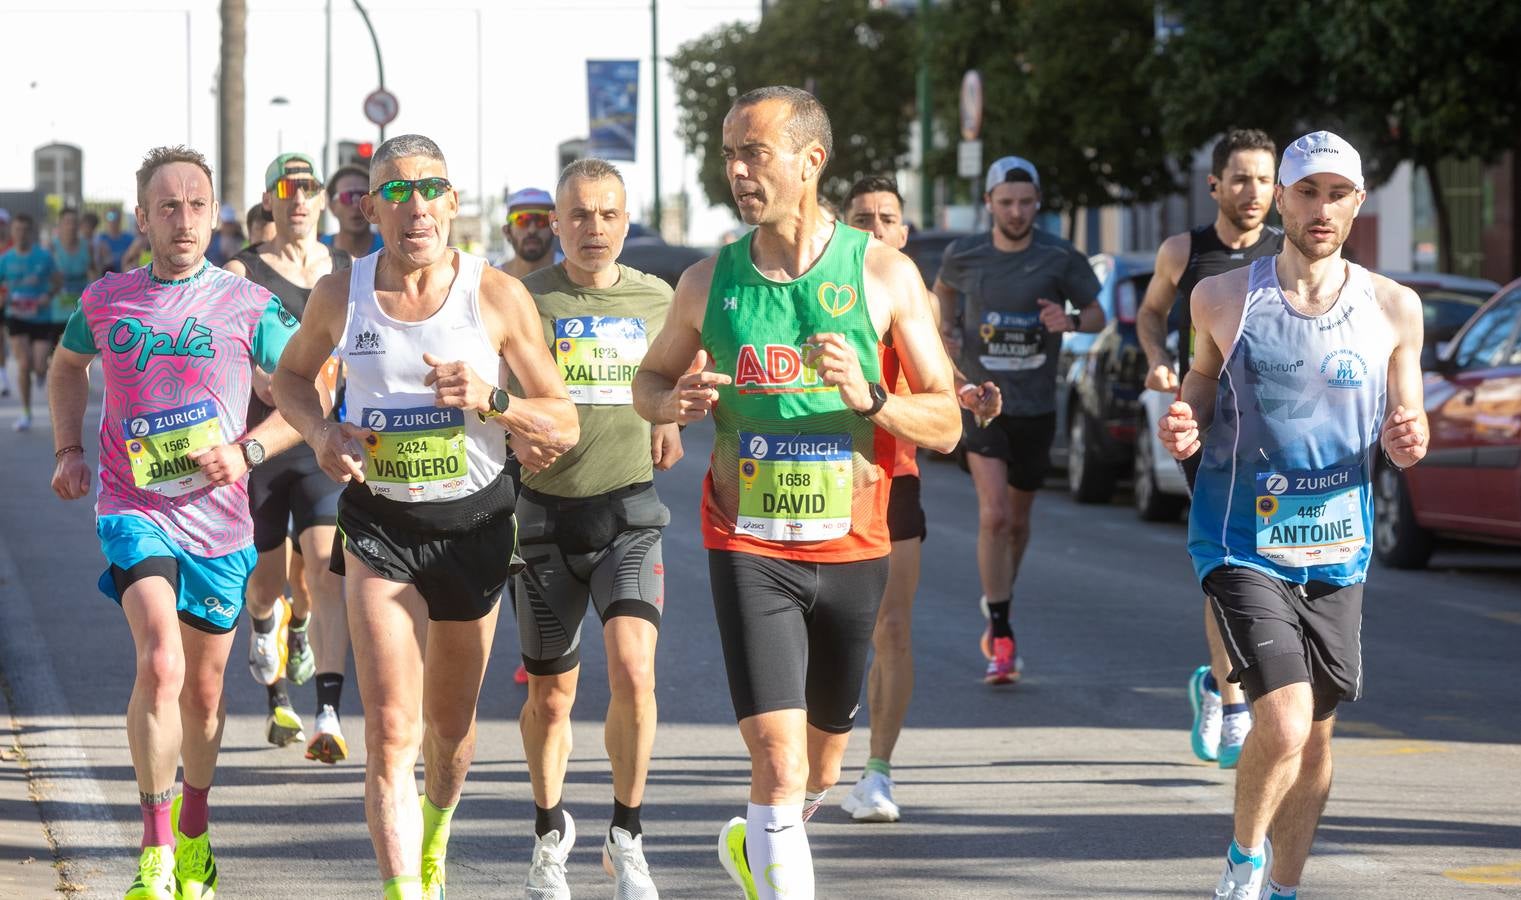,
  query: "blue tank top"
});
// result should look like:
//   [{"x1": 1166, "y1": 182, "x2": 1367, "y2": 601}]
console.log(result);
[{"x1": 1189, "y1": 256, "x2": 1392, "y2": 586}]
